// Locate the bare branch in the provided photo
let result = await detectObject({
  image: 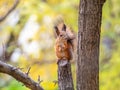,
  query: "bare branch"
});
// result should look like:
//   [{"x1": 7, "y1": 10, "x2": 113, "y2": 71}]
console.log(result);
[
  {"x1": 0, "y1": 61, "x2": 44, "y2": 90},
  {"x1": 37, "y1": 75, "x2": 43, "y2": 84},
  {"x1": 2, "y1": 43, "x2": 6, "y2": 60},
  {"x1": 26, "y1": 67, "x2": 31, "y2": 76},
  {"x1": 0, "y1": 0, "x2": 19, "y2": 22},
  {"x1": 38, "y1": 75, "x2": 41, "y2": 84},
  {"x1": 0, "y1": 43, "x2": 6, "y2": 61},
  {"x1": 53, "y1": 80, "x2": 58, "y2": 87},
  {"x1": 12, "y1": 67, "x2": 24, "y2": 71}
]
